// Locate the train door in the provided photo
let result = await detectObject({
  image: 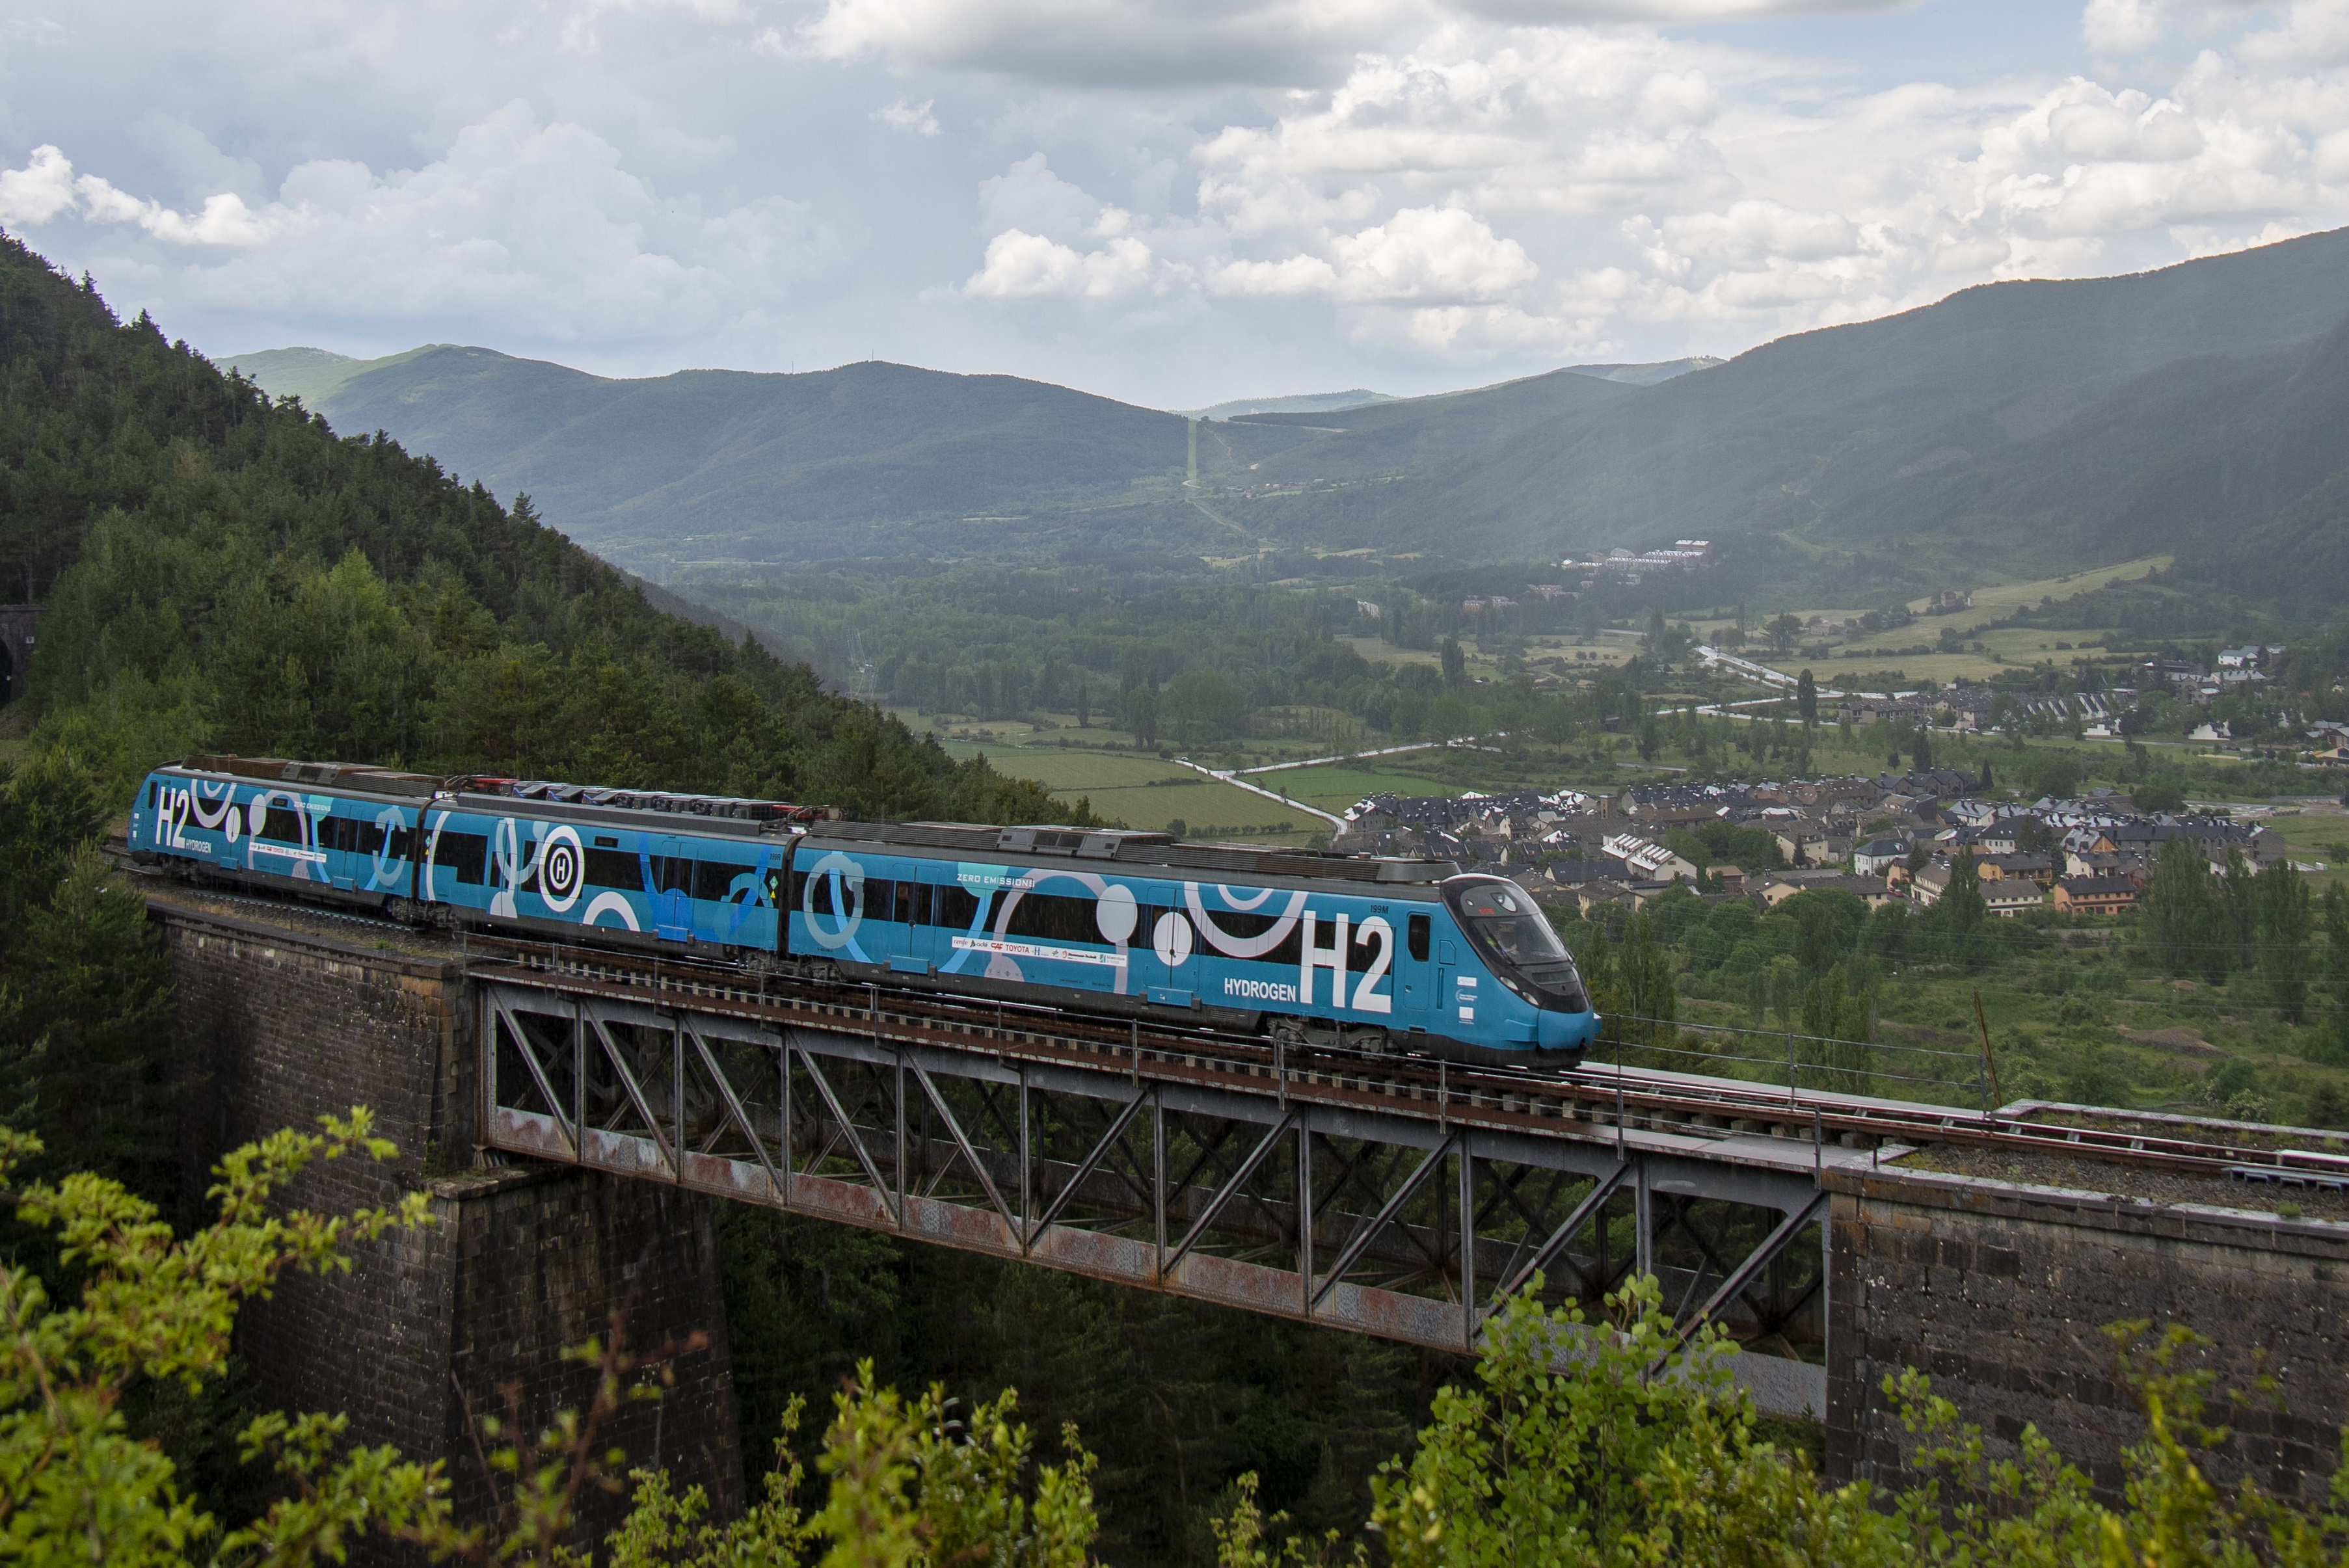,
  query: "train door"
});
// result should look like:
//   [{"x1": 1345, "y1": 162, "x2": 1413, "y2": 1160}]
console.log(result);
[
  {"x1": 652, "y1": 838, "x2": 693, "y2": 941},
  {"x1": 1396, "y1": 910, "x2": 1433, "y2": 1018},
  {"x1": 1435, "y1": 933, "x2": 1458, "y2": 1028},
  {"x1": 909, "y1": 862, "x2": 954, "y2": 975},
  {"x1": 1133, "y1": 881, "x2": 1189, "y2": 1005}
]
